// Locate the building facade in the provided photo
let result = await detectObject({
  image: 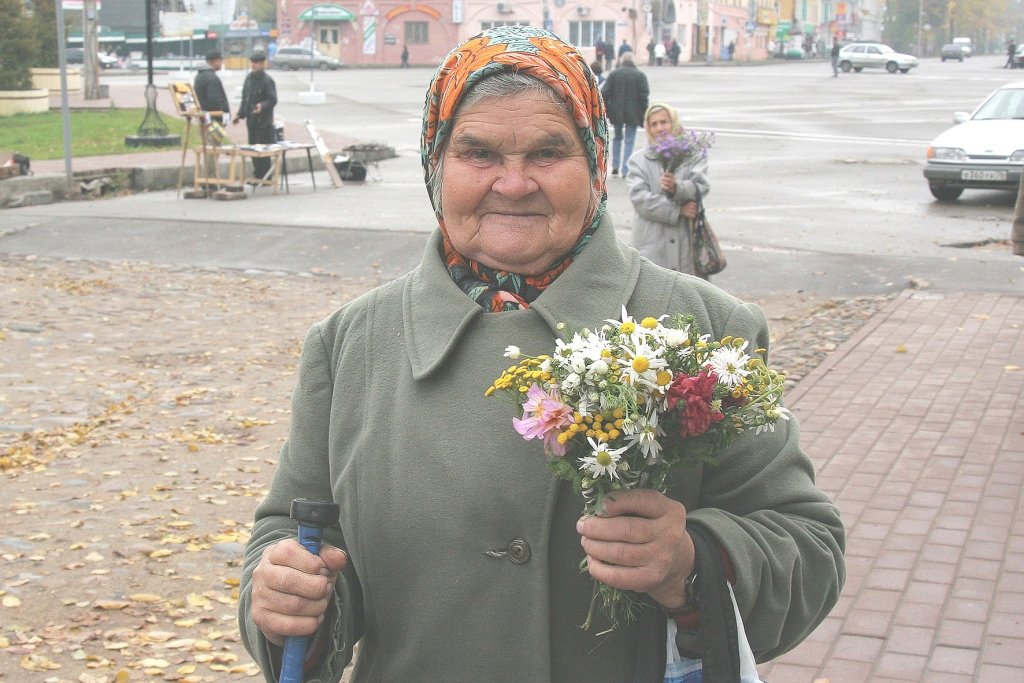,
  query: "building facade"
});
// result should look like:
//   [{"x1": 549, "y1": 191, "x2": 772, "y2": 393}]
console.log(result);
[{"x1": 275, "y1": 0, "x2": 788, "y2": 67}]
